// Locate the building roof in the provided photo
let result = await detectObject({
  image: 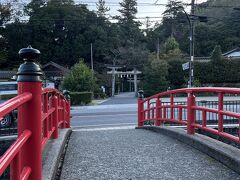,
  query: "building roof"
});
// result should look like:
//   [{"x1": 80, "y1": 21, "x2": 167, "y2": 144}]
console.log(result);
[
  {"x1": 189, "y1": 47, "x2": 240, "y2": 62},
  {"x1": 223, "y1": 47, "x2": 240, "y2": 57},
  {"x1": 42, "y1": 61, "x2": 70, "y2": 77}
]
